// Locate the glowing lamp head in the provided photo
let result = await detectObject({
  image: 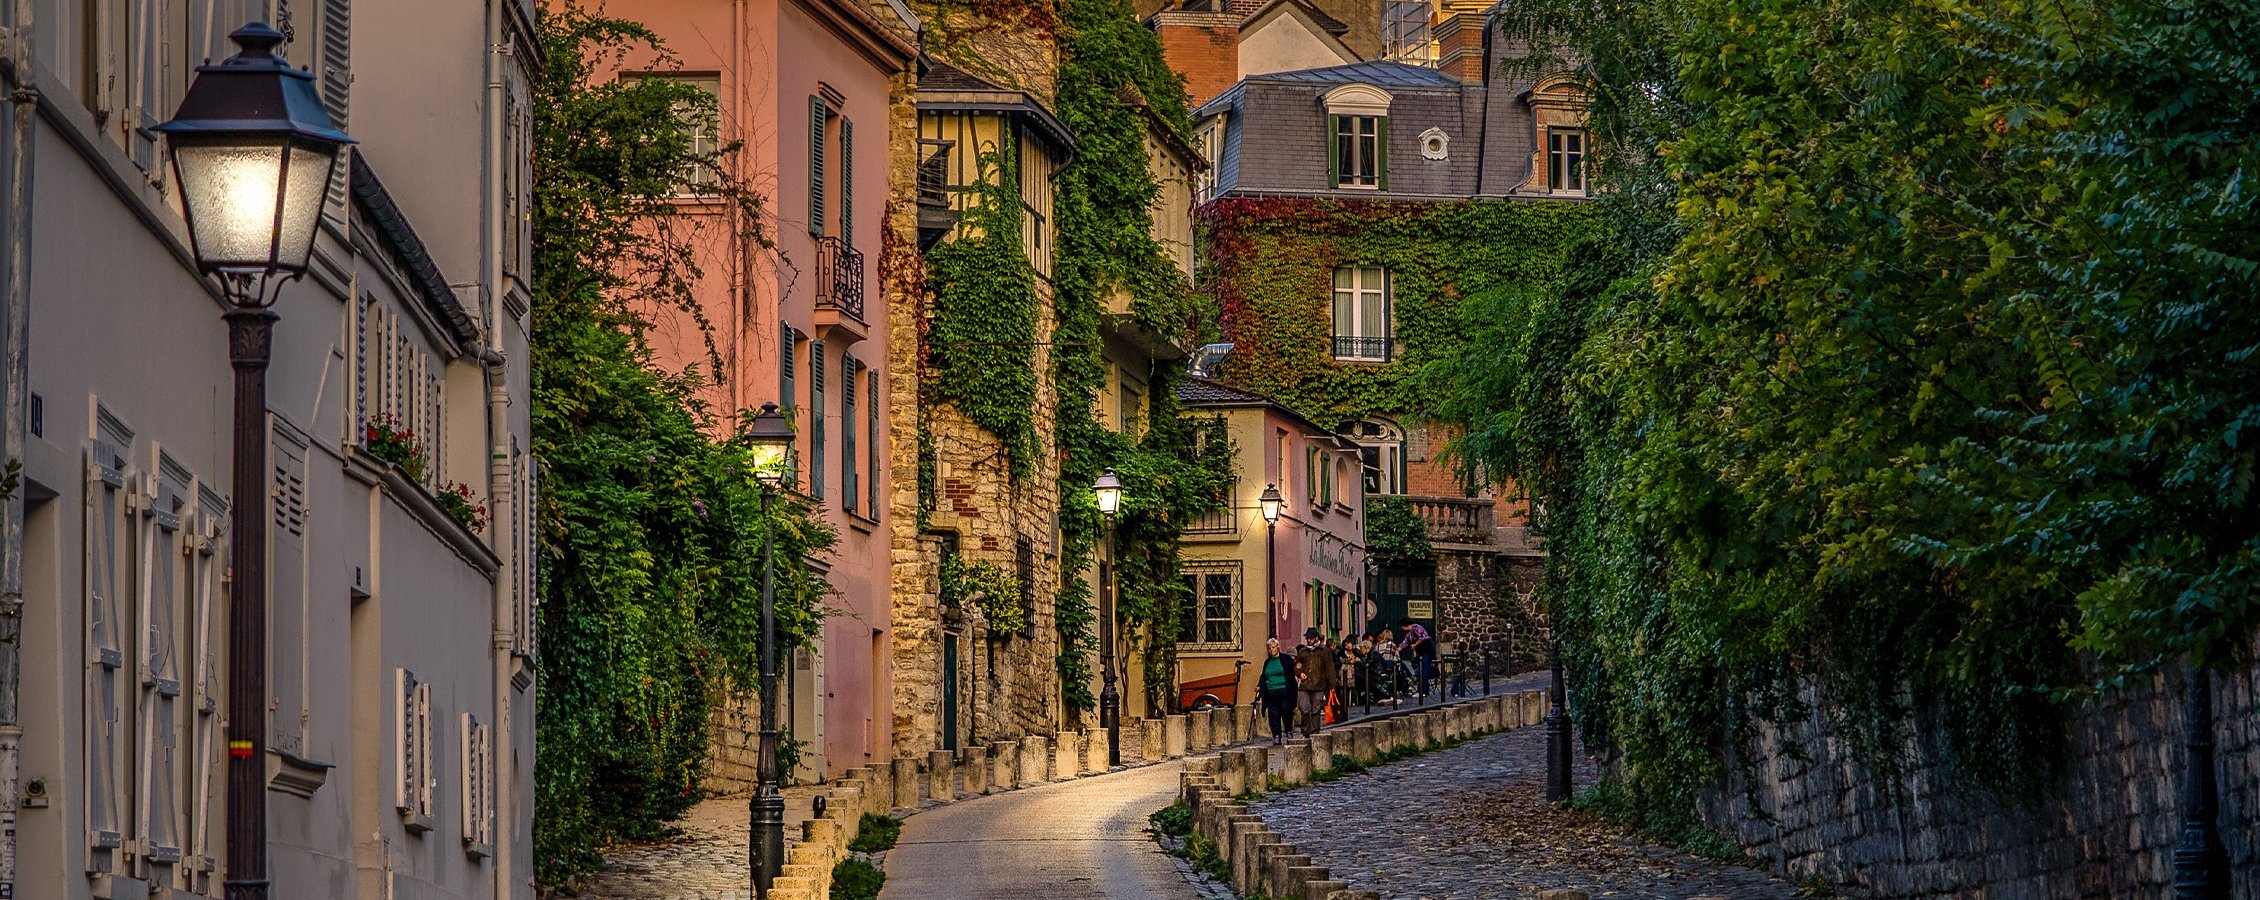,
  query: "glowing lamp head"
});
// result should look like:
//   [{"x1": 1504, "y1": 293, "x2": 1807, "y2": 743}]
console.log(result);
[
  {"x1": 1259, "y1": 483, "x2": 1283, "y2": 524},
  {"x1": 155, "y1": 22, "x2": 353, "y2": 281},
  {"x1": 1093, "y1": 468, "x2": 1123, "y2": 517},
  {"x1": 744, "y1": 402, "x2": 794, "y2": 488}
]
